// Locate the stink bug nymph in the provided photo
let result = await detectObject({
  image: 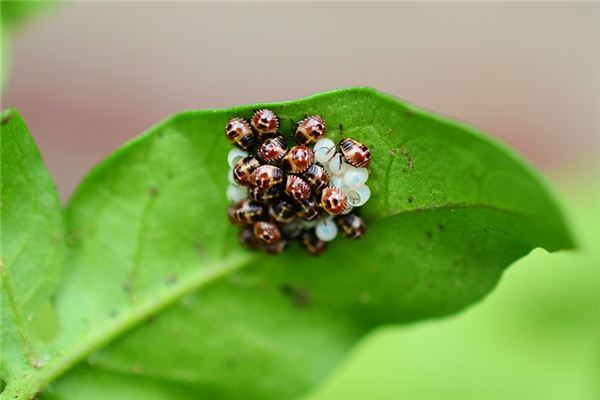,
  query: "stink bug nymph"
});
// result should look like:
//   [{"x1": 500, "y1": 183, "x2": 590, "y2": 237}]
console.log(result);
[
  {"x1": 295, "y1": 115, "x2": 326, "y2": 145},
  {"x1": 300, "y1": 229, "x2": 327, "y2": 255},
  {"x1": 269, "y1": 198, "x2": 296, "y2": 224},
  {"x1": 250, "y1": 185, "x2": 280, "y2": 203},
  {"x1": 320, "y1": 187, "x2": 348, "y2": 215},
  {"x1": 285, "y1": 175, "x2": 312, "y2": 201},
  {"x1": 335, "y1": 213, "x2": 366, "y2": 239},
  {"x1": 225, "y1": 118, "x2": 254, "y2": 150},
  {"x1": 233, "y1": 156, "x2": 261, "y2": 186},
  {"x1": 296, "y1": 196, "x2": 320, "y2": 221},
  {"x1": 253, "y1": 221, "x2": 282, "y2": 244},
  {"x1": 253, "y1": 165, "x2": 284, "y2": 189},
  {"x1": 282, "y1": 145, "x2": 314, "y2": 173},
  {"x1": 303, "y1": 164, "x2": 330, "y2": 191},
  {"x1": 339, "y1": 138, "x2": 371, "y2": 168},
  {"x1": 251, "y1": 109, "x2": 279, "y2": 138},
  {"x1": 258, "y1": 136, "x2": 287, "y2": 164},
  {"x1": 239, "y1": 227, "x2": 260, "y2": 249},
  {"x1": 233, "y1": 200, "x2": 266, "y2": 224},
  {"x1": 227, "y1": 206, "x2": 242, "y2": 226}
]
